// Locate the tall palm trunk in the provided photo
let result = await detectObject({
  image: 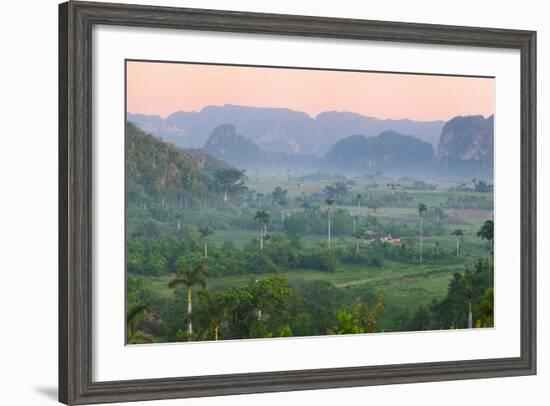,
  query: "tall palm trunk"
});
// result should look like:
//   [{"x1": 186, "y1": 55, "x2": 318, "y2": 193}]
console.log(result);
[
  {"x1": 204, "y1": 241, "x2": 208, "y2": 258},
  {"x1": 214, "y1": 326, "x2": 219, "y2": 341},
  {"x1": 260, "y1": 224, "x2": 264, "y2": 250},
  {"x1": 419, "y1": 216, "x2": 424, "y2": 262},
  {"x1": 353, "y1": 218, "x2": 356, "y2": 234},
  {"x1": 187, "y1": 287, "x2": 193, "y2": 337},
  {"x1": 327, "y1": 210, "x2": 332, "y2": 249},
  {"x1": 456, "y1": 238, "x2": 460, "y2": 257},
  {"x1": 468, "y1": 302, "x2": 473, "y2": 328},
  {"x1": 223, "y1": 188, "x2": 228, "y2": 202}
]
